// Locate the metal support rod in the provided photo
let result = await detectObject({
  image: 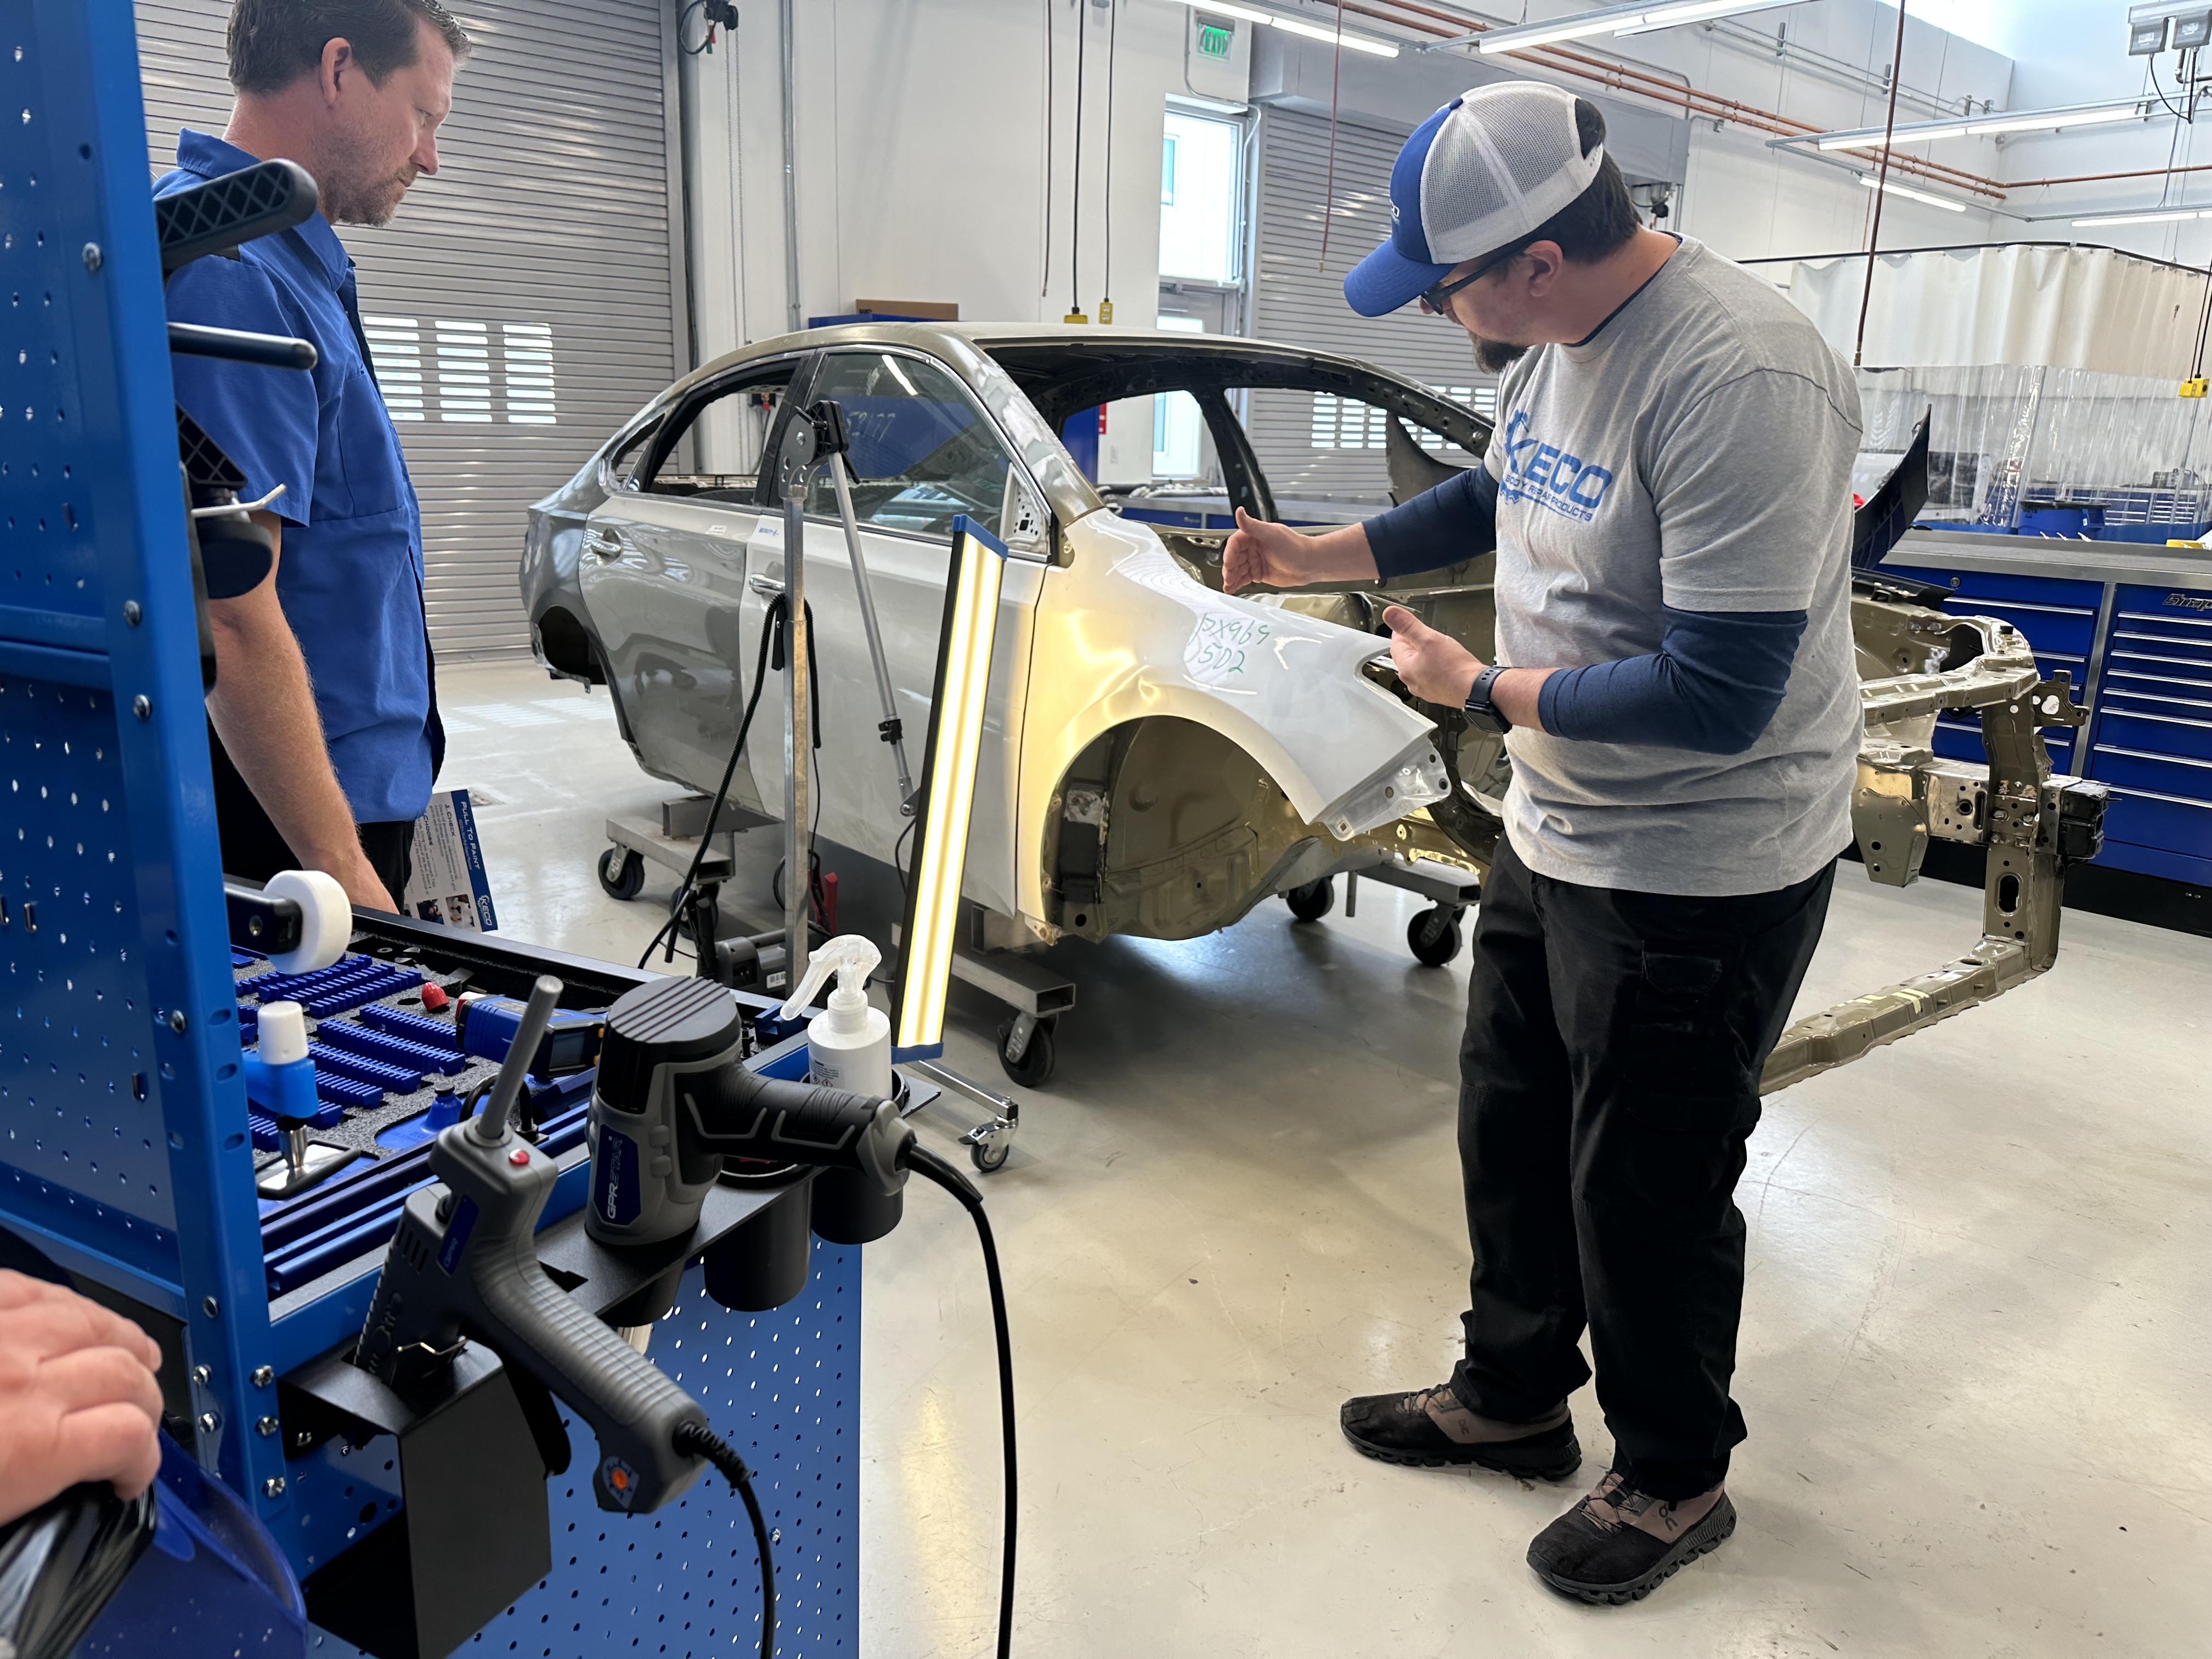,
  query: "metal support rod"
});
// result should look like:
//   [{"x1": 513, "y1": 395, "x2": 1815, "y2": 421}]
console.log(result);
[
  {"x1": 827, "y1": 453, "x2": 915, "y2": 808},
  {"x1": 778, "y1": 0, "x2": 802, "y2": 335},
  {"x1": 781, "y1": 492, "x2": 811, "y2": 989}
]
